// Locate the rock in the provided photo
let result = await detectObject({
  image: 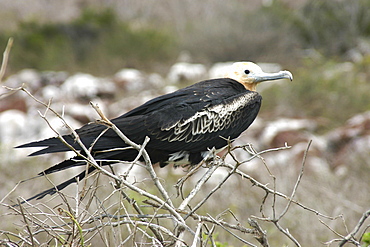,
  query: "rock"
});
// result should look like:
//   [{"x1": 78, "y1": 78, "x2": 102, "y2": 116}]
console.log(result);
[
  {"x1": 325, "y1": 111, "x2": 370, "y2": 169},
  {"x1": 0, "y1": 110, "x2": 27, "y2": 144},
  {"x1": 114, "y1": 68, "x2": 146, "y2": 92},
  {"x1": 3, "y1": 69, "x2": 42, "y2": 91},
  {"x1": 40, "y1": 71, "x2": 69, "y2": 86},
  {"x1": 208, "y1": 62, "x2": 233, "y2": 79},
  {"x1": 259, "y1": 118, "x2": 317, "y2": 148},
  {"x1": 61, "y1": 73, "x2": 116, "y2": 101},
  {"x1": 167, "y1": 62, "x2": 207, "y2": 84},
  {"x1": 147, "y1": 73, "x2": 166, "y2": 89},
  {"x1": 41, "y1": 85, "x2": 63, "y2": 101}
]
